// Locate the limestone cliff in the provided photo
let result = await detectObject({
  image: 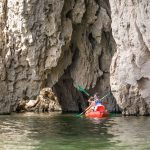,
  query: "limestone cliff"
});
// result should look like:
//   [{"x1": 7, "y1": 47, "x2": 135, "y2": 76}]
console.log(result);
[
  {"x1": 0, "y1": 0, "x2": 116, "y2": 114},
  {"x1": 110, "y1": 0, "x2": 150, "y2": 115},
  {"x1": 0, "y1": 0, "x2": 149, "y2": 115}
]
